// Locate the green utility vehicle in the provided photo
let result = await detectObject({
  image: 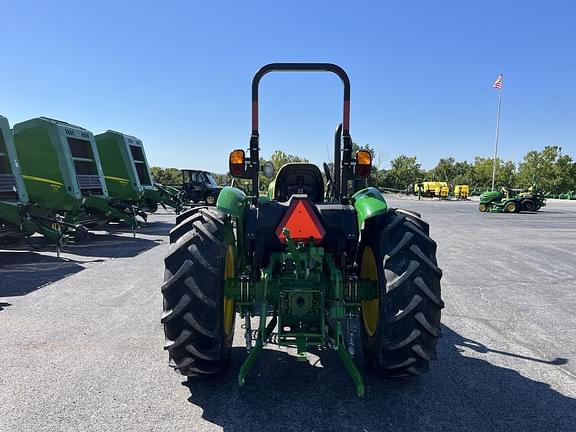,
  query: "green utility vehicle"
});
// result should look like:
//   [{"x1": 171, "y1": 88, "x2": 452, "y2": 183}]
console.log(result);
[
  {"x1": 161, "y1": 64, "x2": 443, "y2": 396},
  {"x1": 479, "y1": 187, "x2": 545, "y2": 213},
  {"x1": 95, "y1": 130, "x2": 184, "y2": 215},
  {"x1": 13, "y1": 117, "x2": 138, "y2": 234},
  {"x1": 0, "y1": 115, "x2": 61, "y2": 244}
]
